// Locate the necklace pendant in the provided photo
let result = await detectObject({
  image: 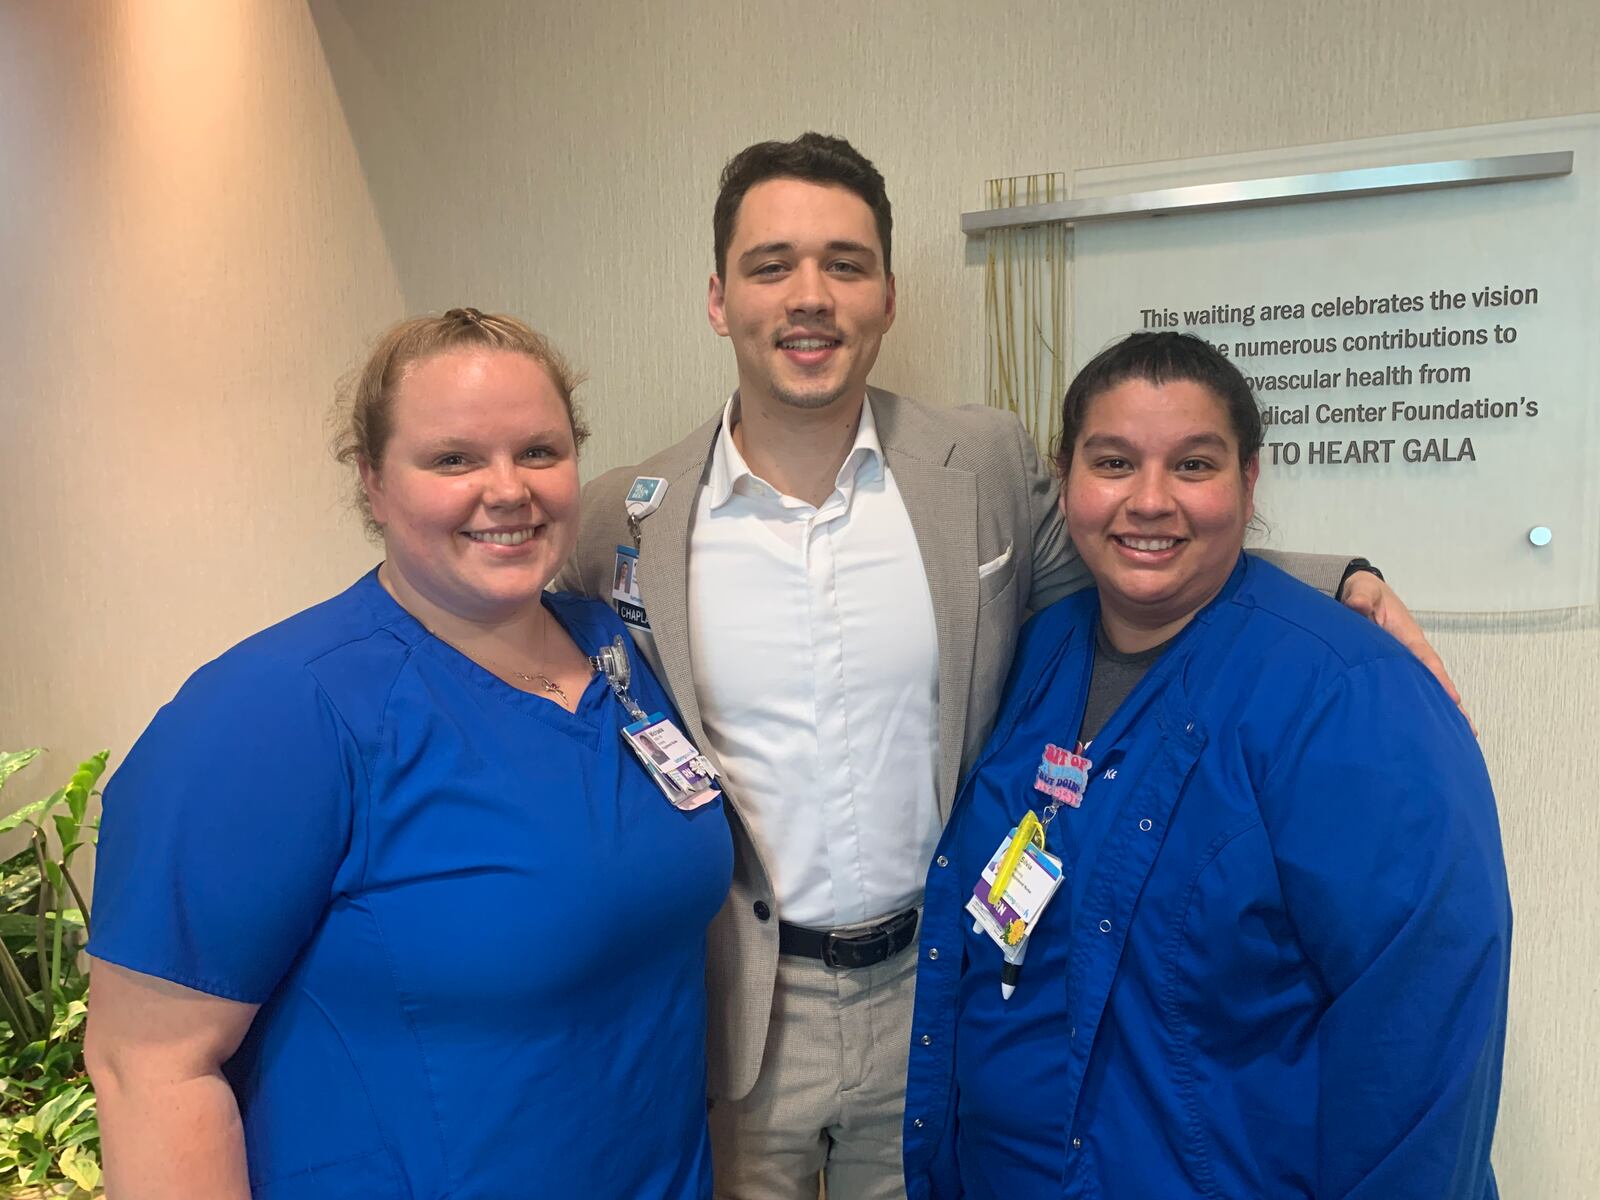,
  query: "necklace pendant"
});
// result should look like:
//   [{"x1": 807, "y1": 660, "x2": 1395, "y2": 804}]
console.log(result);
[{"x1": 537, "y1": 673, "x2": 570, "y2": 706}]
